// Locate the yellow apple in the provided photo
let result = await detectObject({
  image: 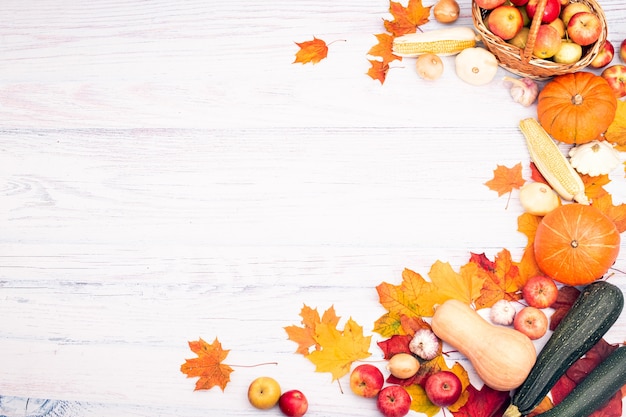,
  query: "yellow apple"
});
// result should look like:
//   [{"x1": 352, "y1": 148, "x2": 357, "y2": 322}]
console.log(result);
[
  {"x1": 509, "y1": 27, "x2": 530, "y2": 49},
  {"x1": 553, "y1": 40, "x2": 583, "y2": 64},
  {"x1": 548, "y1": 17, "x2": 566, "y2": 38},
  {"x1": 560, "y1": 2, "x2": 591, "y2": 26},
  {"x1": 248, "y1": 376, "x2": 281, "y2": 409}
]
